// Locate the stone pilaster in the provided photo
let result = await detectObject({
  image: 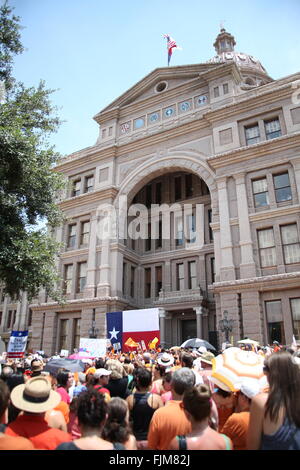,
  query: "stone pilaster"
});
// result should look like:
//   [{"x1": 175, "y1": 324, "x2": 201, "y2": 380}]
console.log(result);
[
  {"x1": 234, "y1": 173, "x2": 256, "y2": 279},
  {"x1": 84, "y1": 215, "x2": 98, "y2": 298},
  {"x1": 159, "y1": 307, "x2": 166, "y2": 347},
  {"x1": 216, "y1": 177, "x2": 235, "y2": 281}
]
